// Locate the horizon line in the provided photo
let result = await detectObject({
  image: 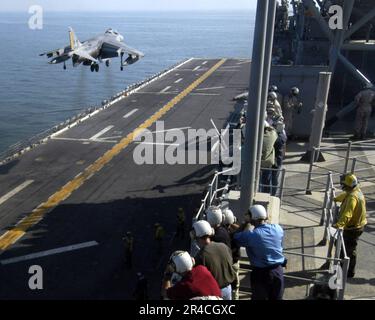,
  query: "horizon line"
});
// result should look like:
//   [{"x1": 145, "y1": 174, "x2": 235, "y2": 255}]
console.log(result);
[{"x1": 1, "y1": 9, "x2": 255, "y2": 13}]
